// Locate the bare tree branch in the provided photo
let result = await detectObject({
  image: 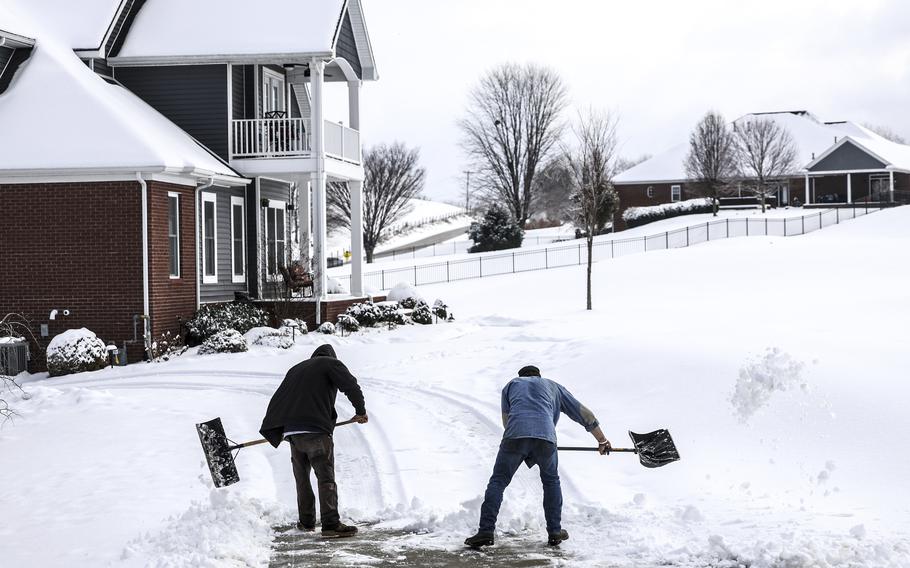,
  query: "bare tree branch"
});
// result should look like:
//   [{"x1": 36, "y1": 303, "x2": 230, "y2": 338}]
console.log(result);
[
  {"x1": 459, "y1": 63, "x2": 568, "y2": 226},
  {"x1": 327, "y1": 143, "x2": 426, "y2": 262},
  {"x1": 734, "y1": 117, "x2": 798, "y2": 213},
  {"x1": 685, "y1": 111, "x2": 738, "y2": 216},
  {"x1": 863, "y1": 123, "x2": 907, "y2": 144}
]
